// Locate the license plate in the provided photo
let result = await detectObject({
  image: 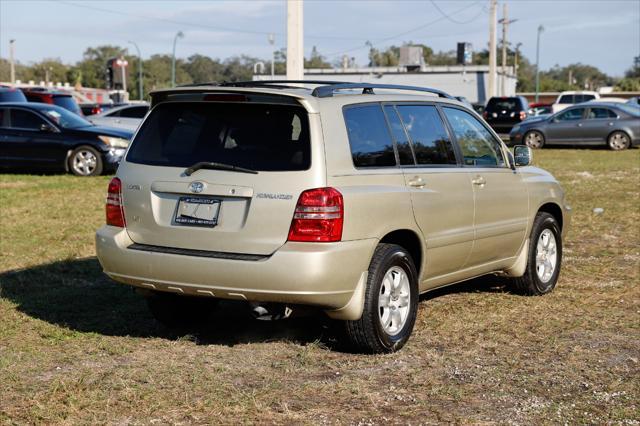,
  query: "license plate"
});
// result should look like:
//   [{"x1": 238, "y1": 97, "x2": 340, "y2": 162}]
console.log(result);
[{"x1": 174, "y1": 197, "x2": 220, "y2": 227}]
